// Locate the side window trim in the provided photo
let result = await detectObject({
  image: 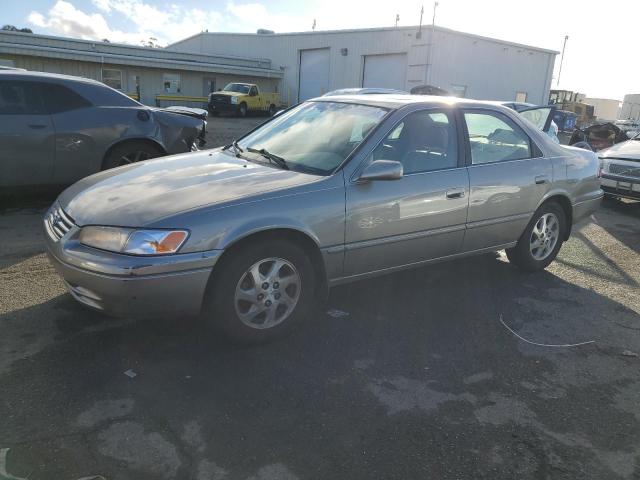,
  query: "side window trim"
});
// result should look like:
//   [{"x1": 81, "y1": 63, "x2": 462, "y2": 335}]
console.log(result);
[
  {"x1": 461, "y1": 107, "x2": 539, "y2": 166},
  {"x1": 351, "y1": 106, "x2": 464, "y2": 181}
]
